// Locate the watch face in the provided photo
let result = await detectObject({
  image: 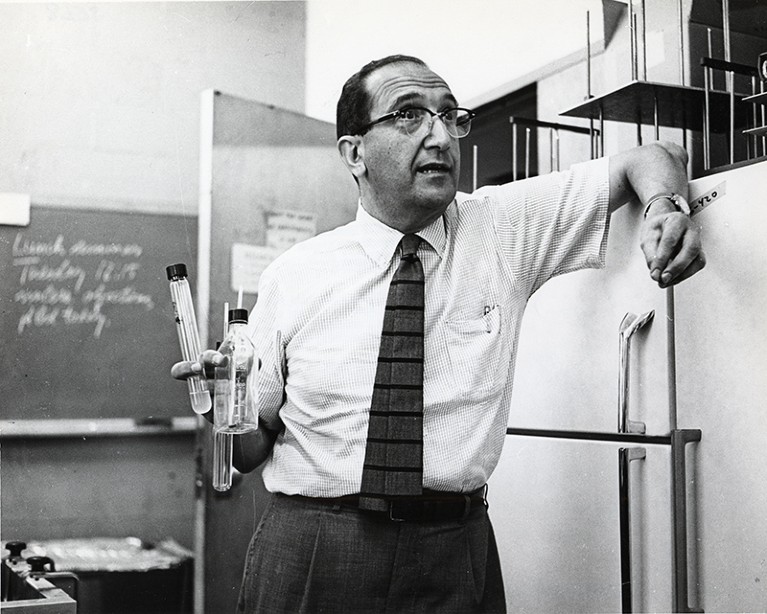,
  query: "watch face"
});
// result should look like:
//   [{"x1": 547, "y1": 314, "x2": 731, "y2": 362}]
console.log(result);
[{"x1": 760, "y1": 52, "x2": 767, "y2": 82}]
